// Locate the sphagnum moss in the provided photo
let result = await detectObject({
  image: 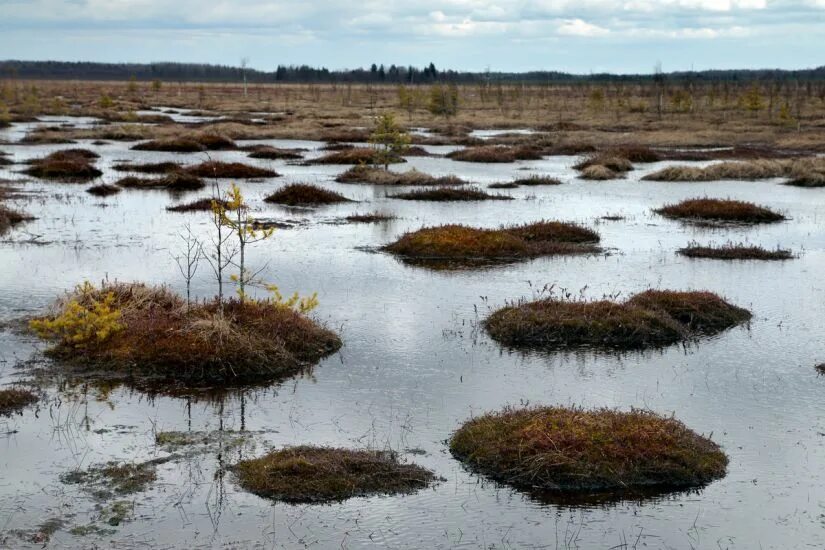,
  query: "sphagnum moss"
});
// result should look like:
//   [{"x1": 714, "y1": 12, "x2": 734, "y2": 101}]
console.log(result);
[
  {"x1": 450, "y1": 406, "x2": 728, "y2": 493},
  {"x1": 232, "y1": 446, "x2": 438, "y2": 504}
]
